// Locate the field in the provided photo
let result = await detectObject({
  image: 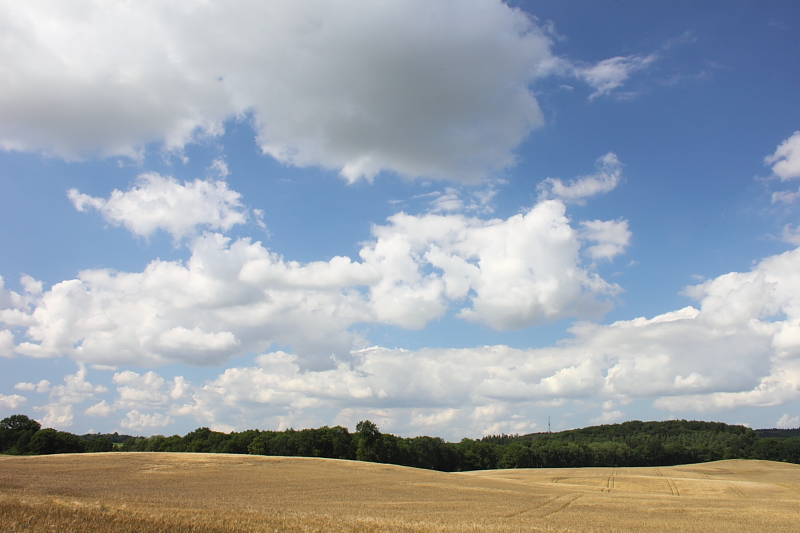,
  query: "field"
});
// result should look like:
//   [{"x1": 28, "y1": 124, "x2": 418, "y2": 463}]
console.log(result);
[{"x1": 1, "y1": 454, "x2": 799, "y2": 532}]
